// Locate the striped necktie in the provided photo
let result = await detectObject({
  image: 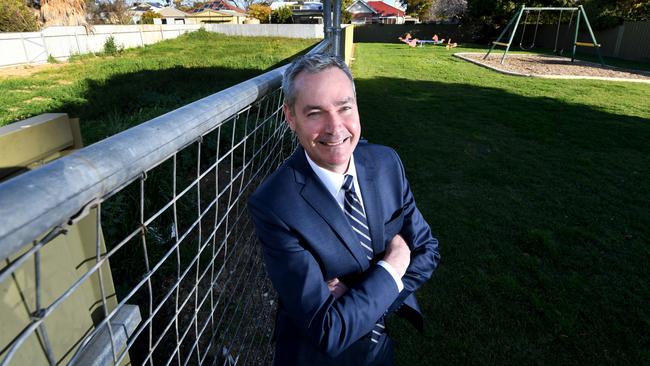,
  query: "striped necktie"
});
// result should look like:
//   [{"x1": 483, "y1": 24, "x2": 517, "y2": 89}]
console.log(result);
[
  {"x1": 342, "y1": 174, "x2": 373, "y2": 261},
  {"x1": 342, "y1": 174, "x2": 385, "y2": 344}
]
